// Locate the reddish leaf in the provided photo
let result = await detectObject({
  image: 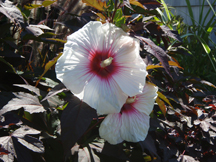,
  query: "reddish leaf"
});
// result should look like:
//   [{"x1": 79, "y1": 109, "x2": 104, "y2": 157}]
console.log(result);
[{"x1": 61, "y1": 95, "x2": 97, "y2": 155}]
